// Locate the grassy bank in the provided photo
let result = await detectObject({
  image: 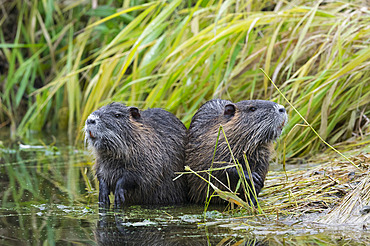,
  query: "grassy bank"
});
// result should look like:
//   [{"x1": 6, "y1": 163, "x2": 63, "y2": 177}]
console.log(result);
[{"x1": 0, "y1": 0, "x2": 369, "y2": 159}]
